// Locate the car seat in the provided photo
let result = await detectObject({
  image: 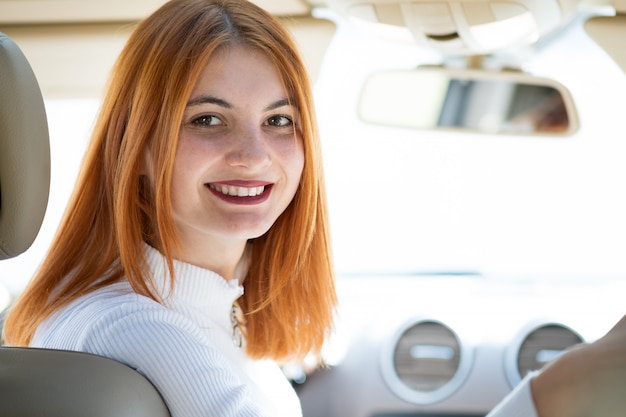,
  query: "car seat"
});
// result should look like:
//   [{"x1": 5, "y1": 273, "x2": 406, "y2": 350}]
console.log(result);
[
  {"x1": 0, "y1": 32, "x2": 49, "y2": 260},
  {"x1": 0, "y1": 32, "x2": 171, "y2": 417},
  {"x1": 0, "y1": 346, "x2": 171, "y2": 417}
]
